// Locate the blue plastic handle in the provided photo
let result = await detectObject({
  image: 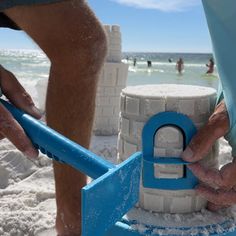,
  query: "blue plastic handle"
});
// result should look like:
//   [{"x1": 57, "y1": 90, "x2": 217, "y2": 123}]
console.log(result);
[{"x1": 0, "y1": 99, "x2": 115, "y2": 179}]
